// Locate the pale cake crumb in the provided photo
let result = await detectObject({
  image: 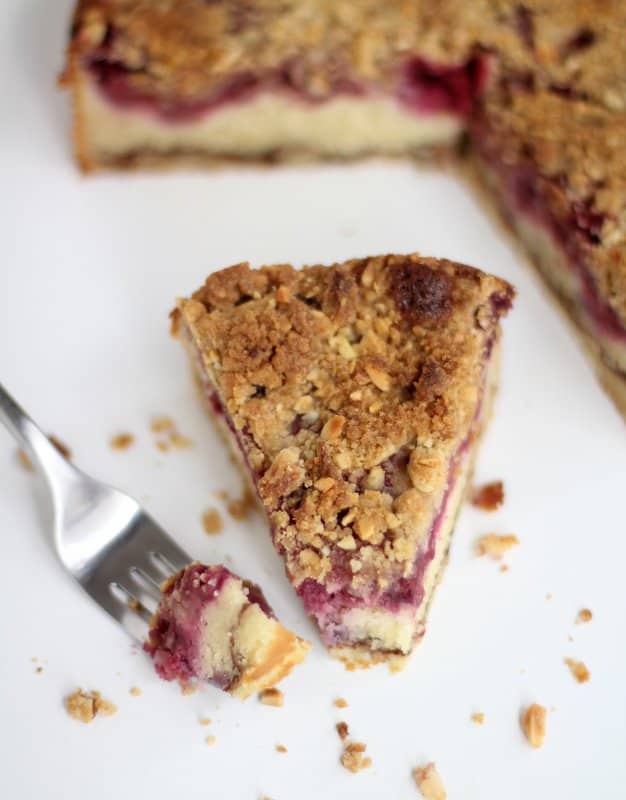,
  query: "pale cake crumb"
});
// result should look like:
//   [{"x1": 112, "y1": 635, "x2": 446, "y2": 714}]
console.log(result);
[
  {"x1": 129, "y1": 686, "x2": 141, "y2": 697},
  {"x1": 333, "y1": 697, "x2": 349, "y2": 708},
  {"x1": 202, "y1": 507, "x2": 223, "y2": 535},
  {"x1": 475, "y1": 534, "x2": 519, "y2": 559},
  {"x1": 471, "y1": 712, "x2": 485, "y2": 725},
  {"x1": 413, "y1": 762, "x2": 447, "y2": 800},
  {"x1": 340, "y1": 742, "x2": 372, "y2": 773},
  {"x1": 205, "y1": 735, "x2": 217, "y2": 746},
  {"x1": 110, "y1": 432, "x2": 135, "y2": 451},
  {"x1": 276, "y1": 744, "x2": 288, "y2": 753},
  {"x1": 576, "y1": 608, "x2": 593, "y2": 624},
  {"x1": 199, "y1": 717, "x2": 212, "y2": 726},
  {"x1": 65, "y1": 689, "x2": 117, "y2": 723},
  {"x1": 259, "y1": 687, "x2": 284, "y2": 707},
  {"x1": 336, "y1": 721, "x2": 349, "y2": 740},
  {"x1": 564, "y1": 658, "x2": 591, "y2": 684},
  {"x1": 521, "y1": 704, "x2": 547, "y2": 748},
  {"x1": 226, "y1": 488, "x2": 257, "y2": 521}
]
